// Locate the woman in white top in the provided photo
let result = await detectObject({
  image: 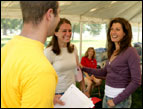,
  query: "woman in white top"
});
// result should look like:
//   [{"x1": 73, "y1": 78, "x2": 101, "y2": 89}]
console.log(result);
[{"x1": 44, "y1": 18, "x2": 78, "y2": 105}]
